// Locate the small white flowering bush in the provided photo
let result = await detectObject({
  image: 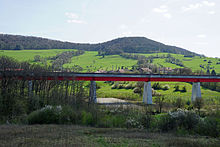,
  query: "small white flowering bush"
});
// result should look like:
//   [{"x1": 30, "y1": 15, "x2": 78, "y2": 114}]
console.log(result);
[
  {"x1": 169, "y1": 109, "x2": 200, "y2": 130},
  {"x1": 27, "y1": 105, "x2": 76, "y2": 124},
  {"x1": 126, "y1": 117, "x2": 144, "y2": 129},
  {"x1": 158, "y1": 109, "x2": 200, "y2": 131}
]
